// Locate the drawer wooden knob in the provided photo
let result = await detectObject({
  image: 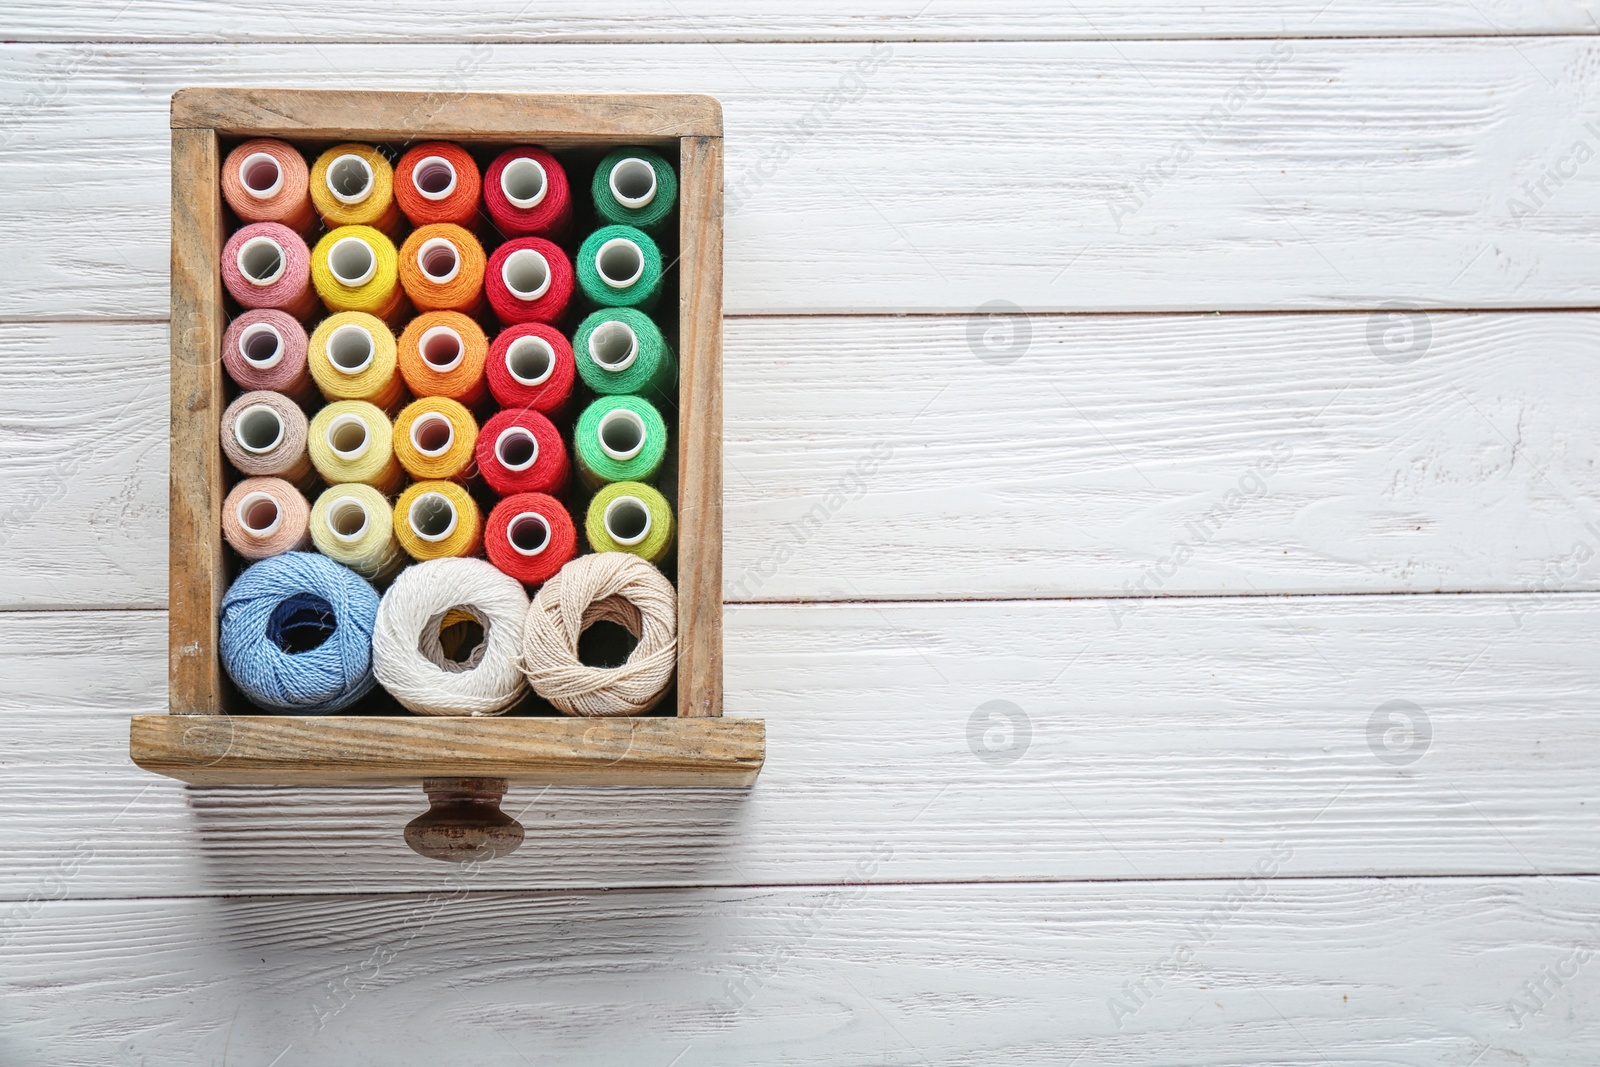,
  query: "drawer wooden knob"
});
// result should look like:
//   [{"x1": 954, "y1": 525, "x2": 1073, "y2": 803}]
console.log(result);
[{"x1": 404, "y1": 777, "x2": 524, "y2": 862}]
